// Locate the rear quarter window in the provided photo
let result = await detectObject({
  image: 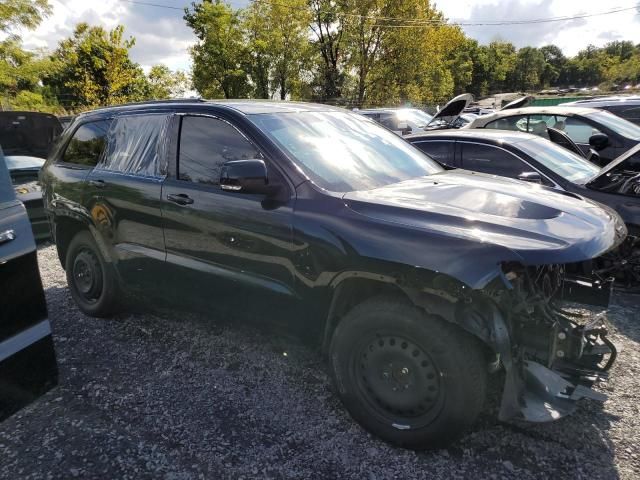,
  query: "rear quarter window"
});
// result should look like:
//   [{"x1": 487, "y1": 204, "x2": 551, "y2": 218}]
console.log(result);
[{"x1": 62, "y1": 120, "x2": 111, "y2": 167}]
